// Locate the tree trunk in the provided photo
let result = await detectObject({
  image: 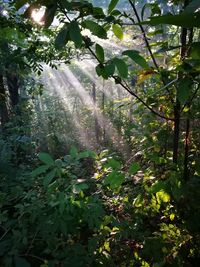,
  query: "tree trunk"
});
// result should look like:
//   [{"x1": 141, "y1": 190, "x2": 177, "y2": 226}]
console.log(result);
[
  {"x1": 0, "y1": 75, "x2": 9, "y2": 130},
  {"x1": 173, "y1": 5, "x2": 188, "y2": 164},
  {"x1": 6, "y1": 72, "x2": 19, "y2": 107},
  {"x1": 173, "y1": 100, "x2": 181, "y2": 164}
]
